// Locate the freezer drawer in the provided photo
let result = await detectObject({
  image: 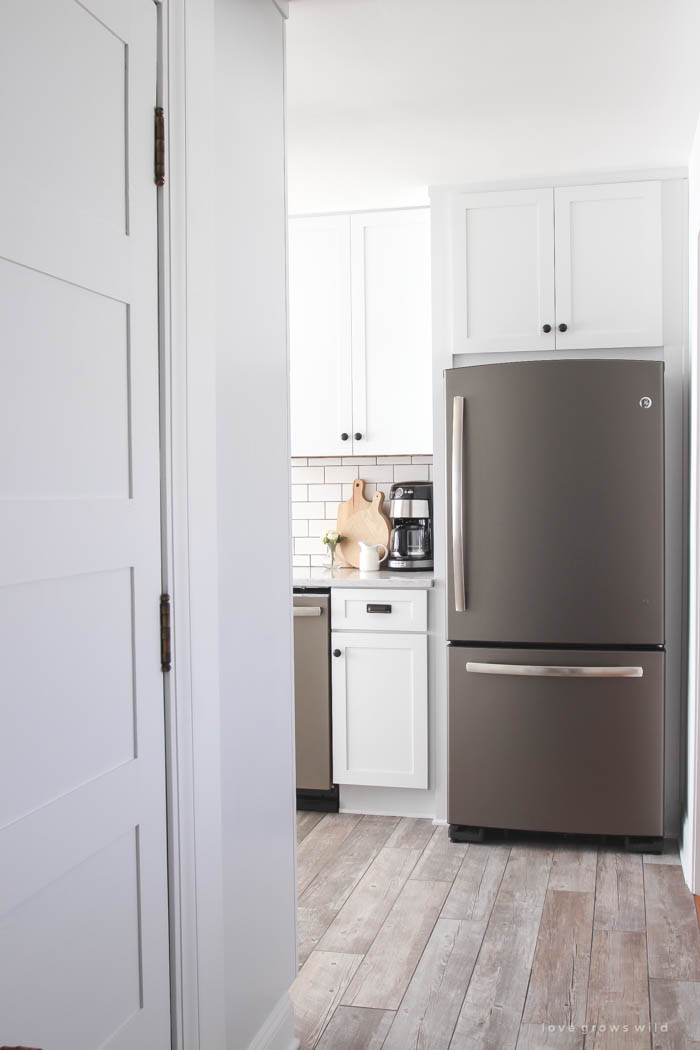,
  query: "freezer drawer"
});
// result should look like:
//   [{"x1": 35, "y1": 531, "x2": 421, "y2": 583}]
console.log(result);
[
  {"x1": 448, "y1": 646, "x2": 664, "y2": 837},
  {"x1": 294, "y1": 594, "x2": 332, "y2": 791},
  {"x1": 445, "y1": 360, "x2": 664, "y2": 646}
]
